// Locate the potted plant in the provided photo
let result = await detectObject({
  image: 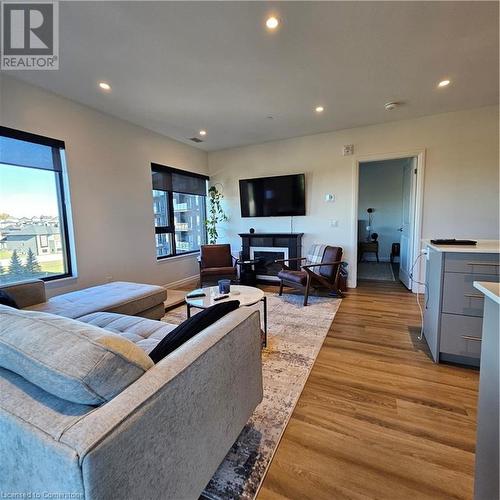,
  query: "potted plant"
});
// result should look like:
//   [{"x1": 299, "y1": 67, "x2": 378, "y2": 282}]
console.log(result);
[{"x1": 205, "y1": 184, "x2": 228, "y2": 244}]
